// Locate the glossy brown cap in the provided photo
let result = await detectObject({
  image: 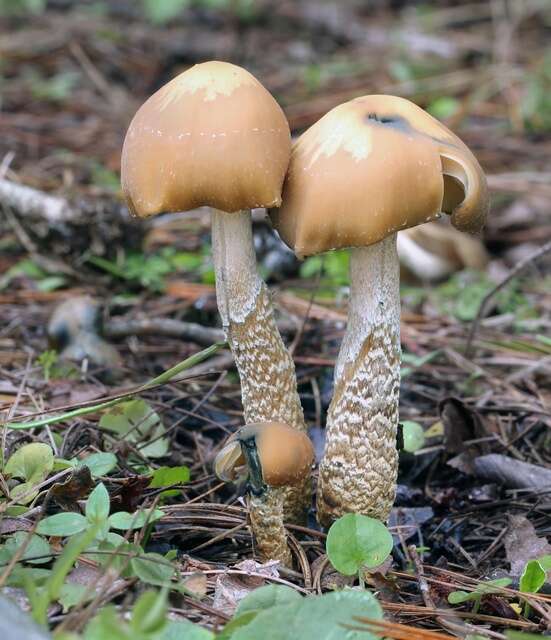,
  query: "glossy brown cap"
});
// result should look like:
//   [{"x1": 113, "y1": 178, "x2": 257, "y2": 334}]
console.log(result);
[
  {"x1": 271, "y1": 95, "x2": 488, "y2": 258},
  {"x1": 121, "y1": 61, "x2": 291, "y2": 217},
  {"x1": 214, "y1": 421, "x2": 314, "y2": 487}
]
